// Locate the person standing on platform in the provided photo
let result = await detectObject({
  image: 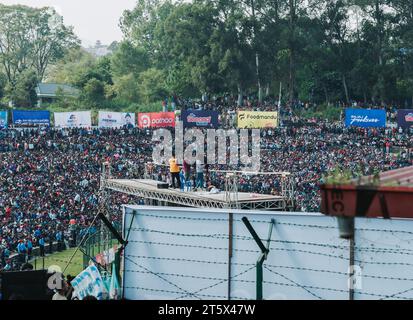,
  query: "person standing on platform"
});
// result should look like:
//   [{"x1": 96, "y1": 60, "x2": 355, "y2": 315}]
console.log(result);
[
  {"x1": 195, "y1": 159, "x2": 205, "y2": 190},
  {"x1": 169, "y1": 154, "x2": 181, "y2": 189},
  {"x1": 183, "y1": 160, "x2": 191, "y2": 183}
]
